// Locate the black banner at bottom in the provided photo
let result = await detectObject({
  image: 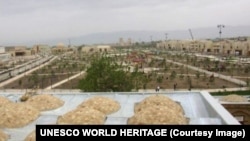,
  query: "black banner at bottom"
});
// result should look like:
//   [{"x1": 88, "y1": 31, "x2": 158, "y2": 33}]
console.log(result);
[{"x1": 36, "y1": 125, "x2": 250, "y2": 140}]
